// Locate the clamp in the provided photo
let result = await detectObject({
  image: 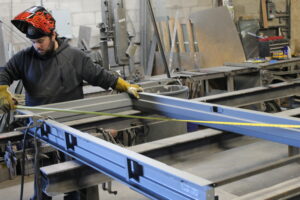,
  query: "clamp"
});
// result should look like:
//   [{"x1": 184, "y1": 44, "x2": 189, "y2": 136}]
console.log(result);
[
  {"x1": 4, "y1": 141, "x2": 17, "y2": 179},
  {"x1": 13, "y1": 114, "x2": 47, "y2": 132}
]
